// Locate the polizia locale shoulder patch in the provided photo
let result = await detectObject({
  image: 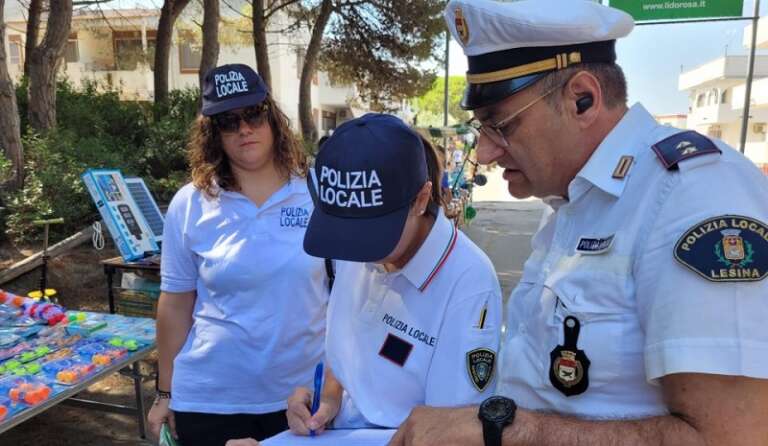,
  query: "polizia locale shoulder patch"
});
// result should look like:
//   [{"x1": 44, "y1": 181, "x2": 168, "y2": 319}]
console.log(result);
[{"x1": 674, "y1": 215, "x2": 768, "y2": 282}]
